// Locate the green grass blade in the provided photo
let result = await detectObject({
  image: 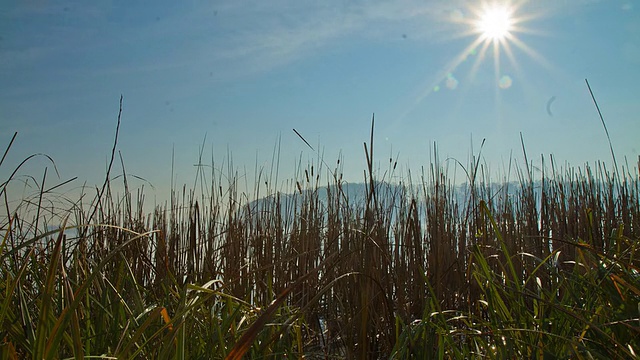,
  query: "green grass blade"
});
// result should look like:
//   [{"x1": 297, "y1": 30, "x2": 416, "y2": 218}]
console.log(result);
[
  {"x1": 43, "y1": 227, "x2": 159, "y2": 359},
  {"x1": 34, "y1": 219, "x2": 67, "y2": 360}
]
